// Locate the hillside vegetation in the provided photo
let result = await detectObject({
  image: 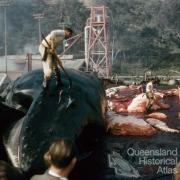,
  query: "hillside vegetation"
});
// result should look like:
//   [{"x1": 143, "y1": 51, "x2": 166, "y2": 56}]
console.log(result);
[{"x1": 0, "y1": 0, "x2": 179, "y2": 75}]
